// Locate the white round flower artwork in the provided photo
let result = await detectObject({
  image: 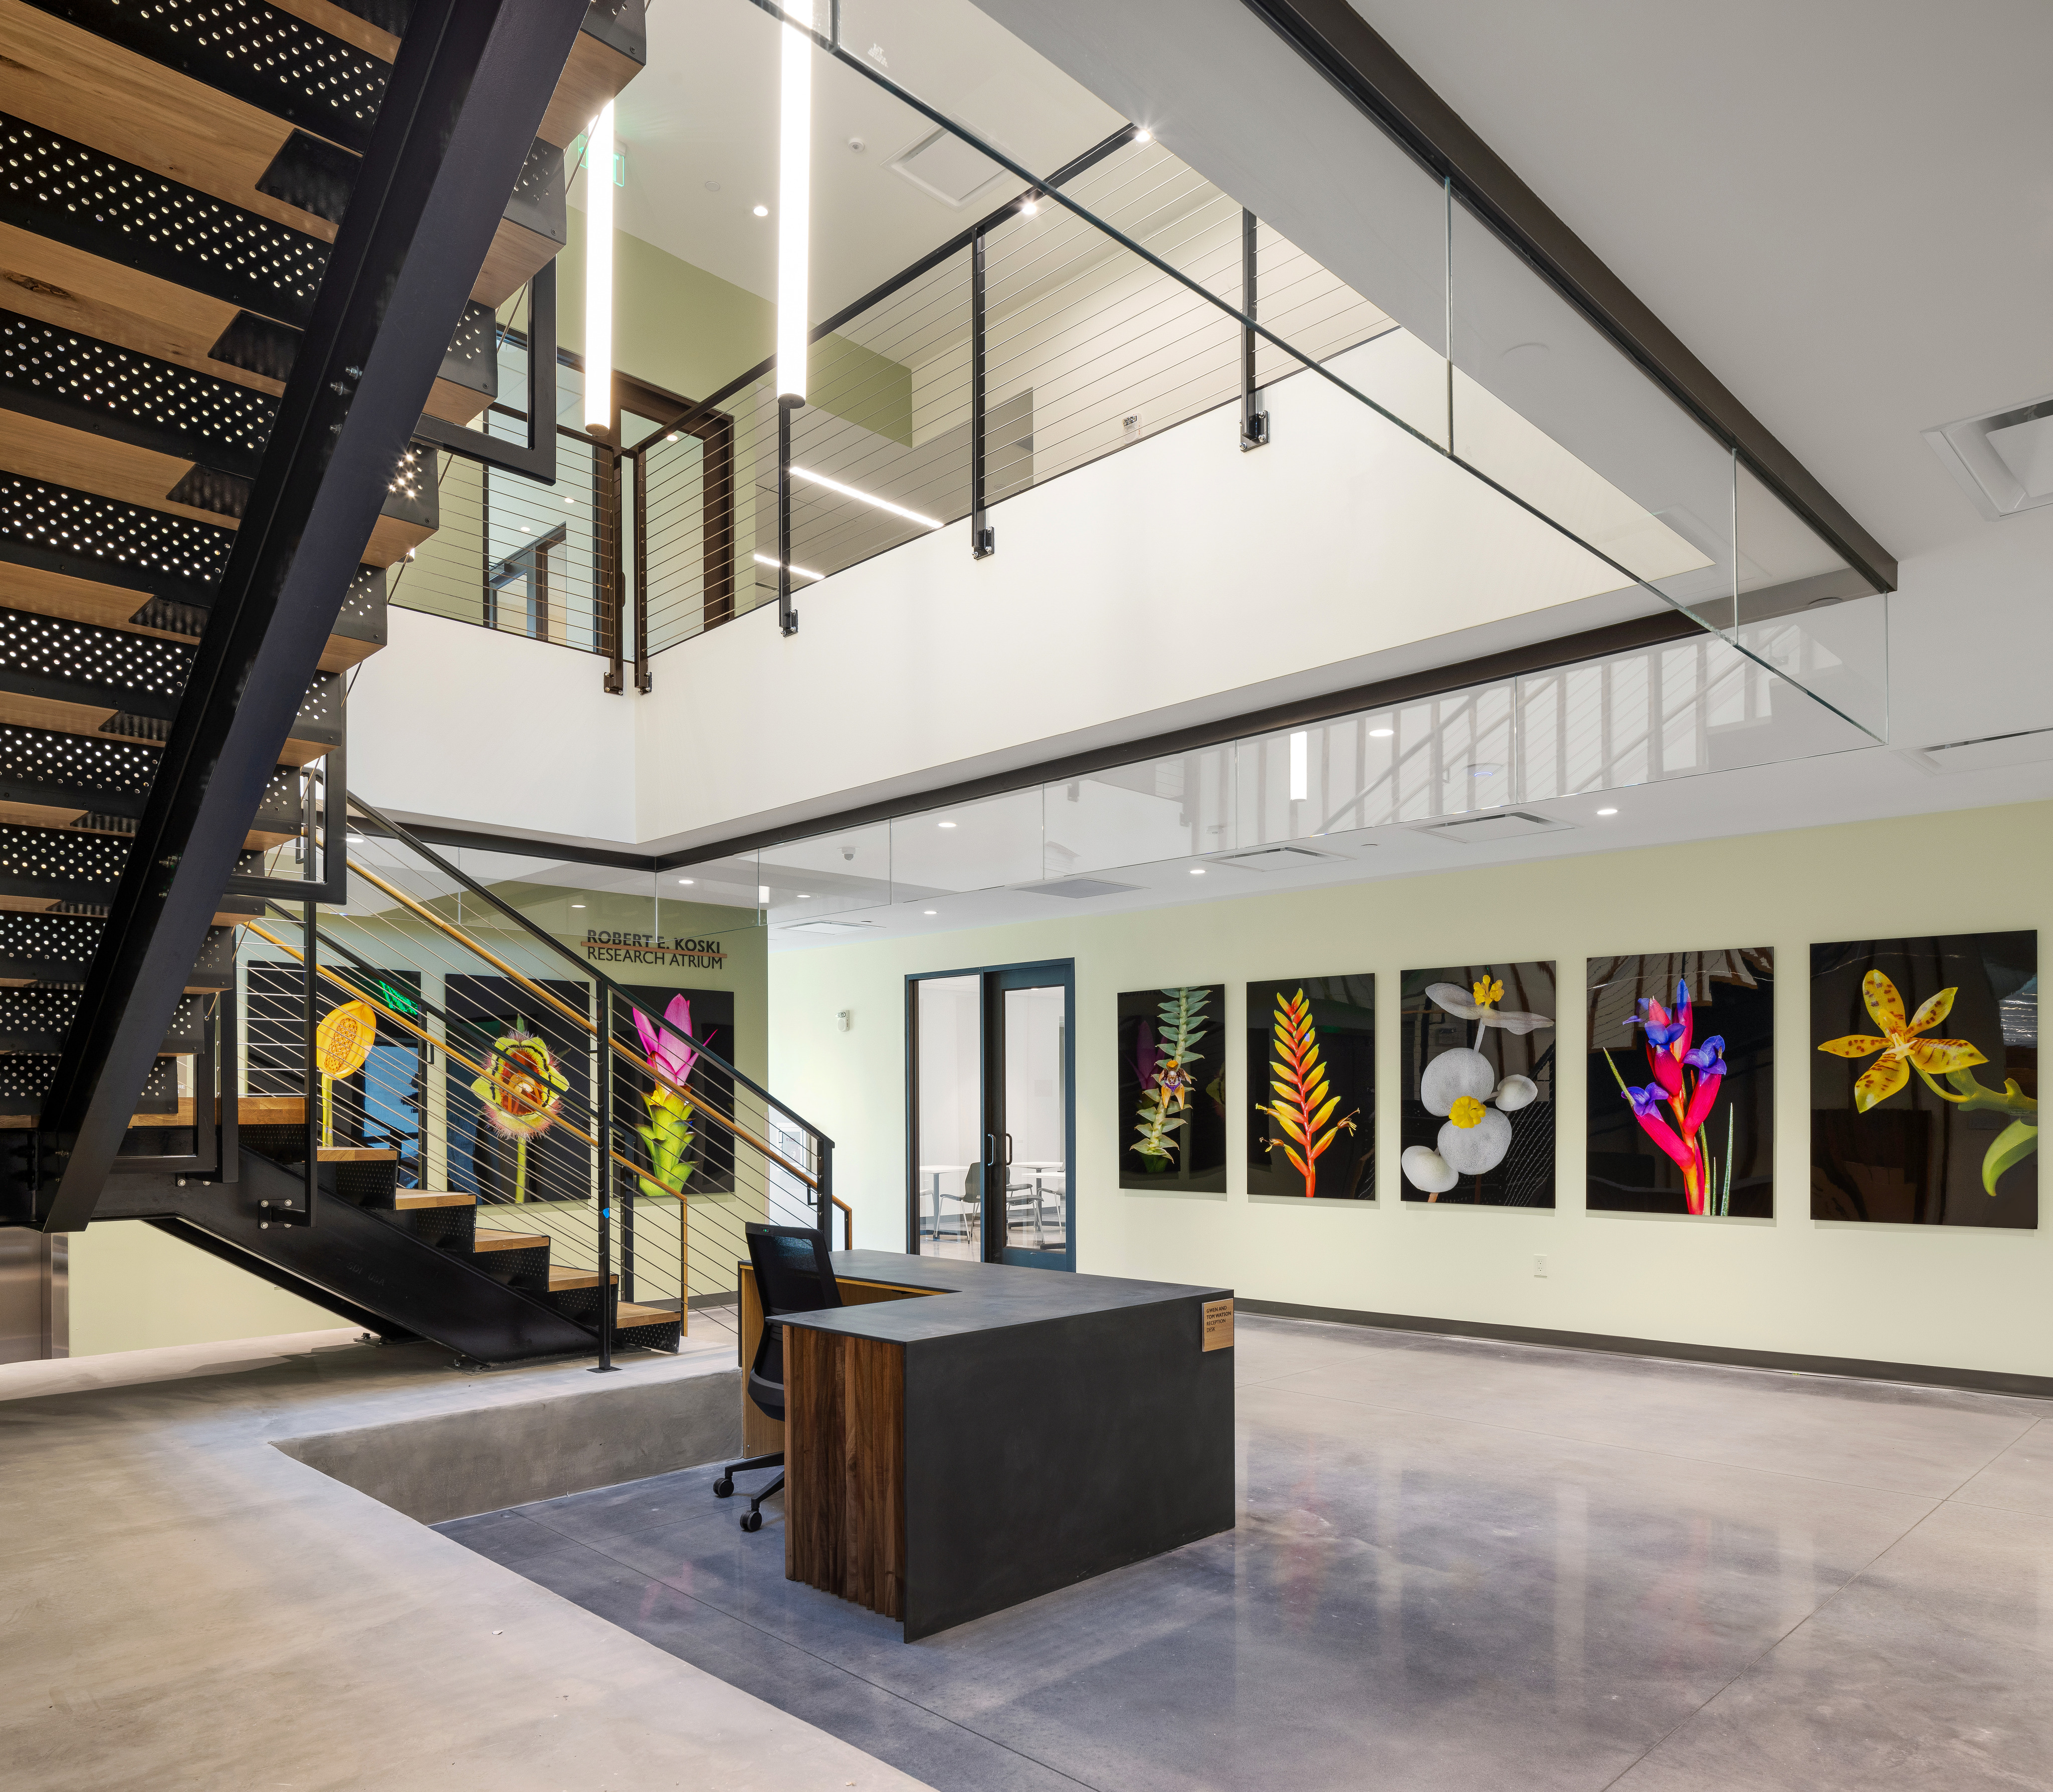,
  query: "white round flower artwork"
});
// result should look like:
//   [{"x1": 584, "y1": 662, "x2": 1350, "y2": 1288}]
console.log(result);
[{"x1": 1404, "y1": 974, "x2": 1553, "y2": 1197}]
